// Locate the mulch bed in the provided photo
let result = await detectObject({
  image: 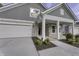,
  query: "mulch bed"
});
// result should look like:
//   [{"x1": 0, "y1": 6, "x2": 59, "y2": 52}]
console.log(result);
[
  {"x1": 60, "y1": 39, "x2": 79, "y2": 48},
  {"x1": 32, "y1": 38, "x2": 56, "y2": 51}
]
